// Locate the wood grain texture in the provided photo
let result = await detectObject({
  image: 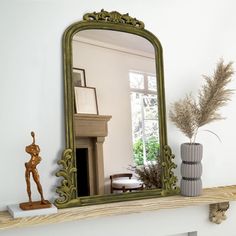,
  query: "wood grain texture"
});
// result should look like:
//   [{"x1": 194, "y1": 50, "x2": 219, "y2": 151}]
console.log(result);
[{"x1": 1, "y1": 185, "x2": 236, "y2": 230}]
